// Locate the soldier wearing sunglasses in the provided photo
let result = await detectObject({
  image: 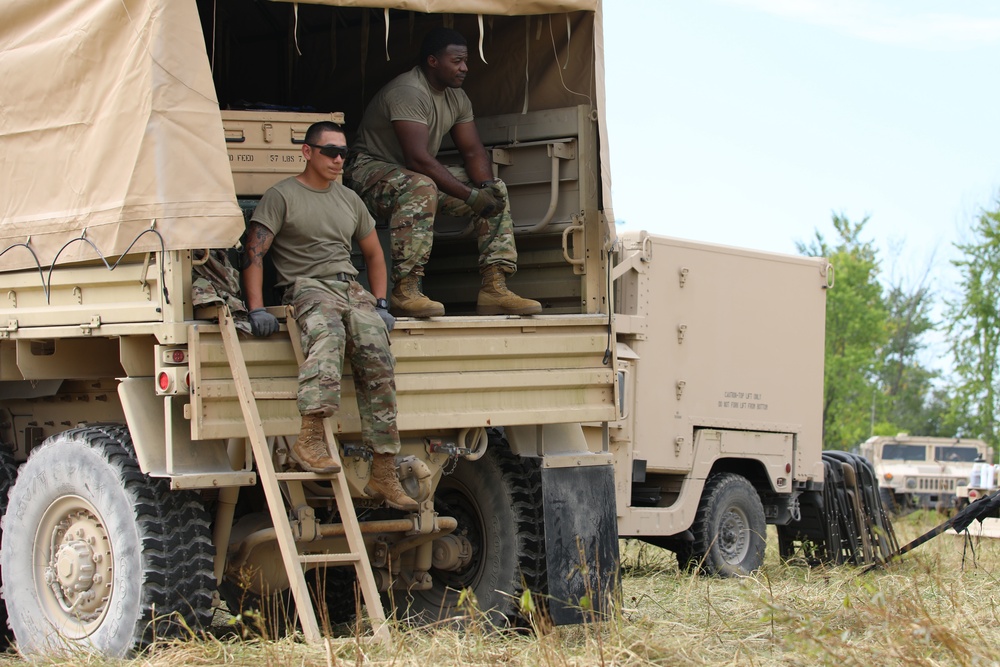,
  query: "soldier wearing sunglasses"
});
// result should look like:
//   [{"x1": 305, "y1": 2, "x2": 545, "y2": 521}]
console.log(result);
[{"x1": 241, "y1": 121, "x2": 417, "y2": 512}]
